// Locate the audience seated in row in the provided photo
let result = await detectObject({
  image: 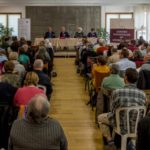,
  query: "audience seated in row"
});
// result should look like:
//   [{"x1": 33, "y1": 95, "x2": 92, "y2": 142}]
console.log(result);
[{"x1": 98, "y1": 68, "x2": 146, "y2": 145}]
